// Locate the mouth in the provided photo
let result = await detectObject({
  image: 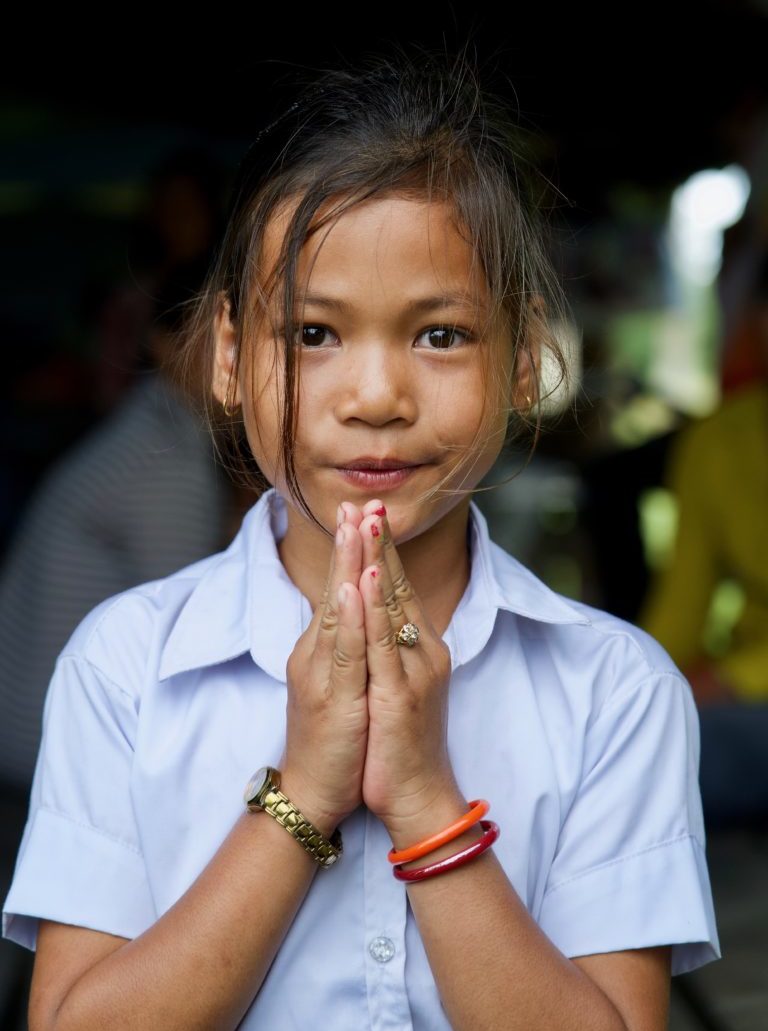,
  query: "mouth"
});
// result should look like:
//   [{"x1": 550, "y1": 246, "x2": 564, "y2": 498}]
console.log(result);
[
  {"x1": 335, "y1": 458, "x2": 425, "y2": 489},
  {"x1": 339, "y1": 457, "x2": 422, "y2": 471}
]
